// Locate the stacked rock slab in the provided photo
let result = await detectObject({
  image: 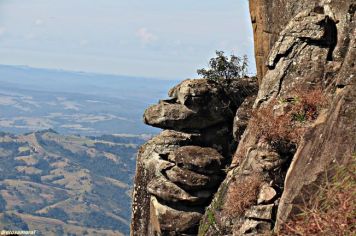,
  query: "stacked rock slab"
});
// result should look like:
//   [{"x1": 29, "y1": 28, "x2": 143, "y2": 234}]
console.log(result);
[{"x1": 131, "y1": 78, "x2": 258, "y2": 235}]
